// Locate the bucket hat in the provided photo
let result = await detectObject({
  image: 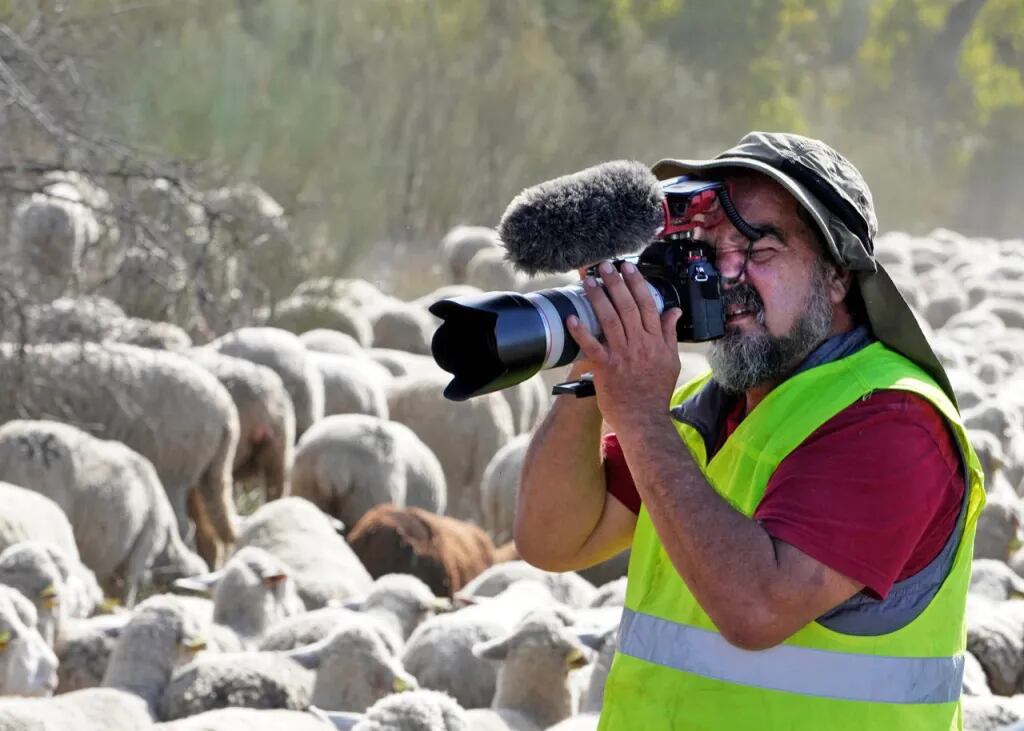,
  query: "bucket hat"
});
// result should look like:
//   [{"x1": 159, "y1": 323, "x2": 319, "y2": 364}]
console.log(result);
[{"x1": 651, "y1": 131, "x2": 956, "y2": 407}]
